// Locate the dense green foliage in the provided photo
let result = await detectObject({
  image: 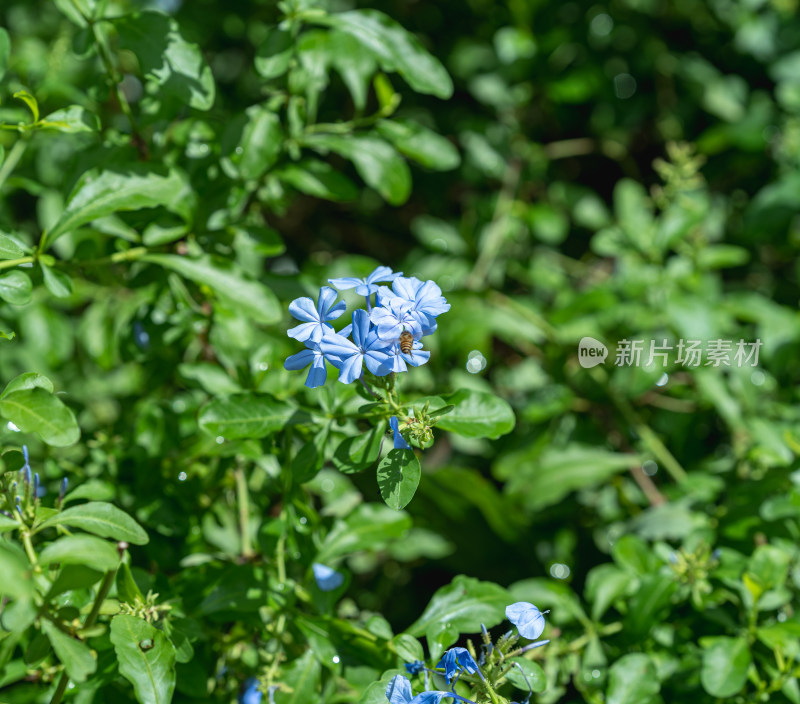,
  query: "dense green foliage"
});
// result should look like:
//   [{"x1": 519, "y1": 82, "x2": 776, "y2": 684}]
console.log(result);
[{"x1": 2, "y1": 0, "x2": 800, "y2": 703}]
